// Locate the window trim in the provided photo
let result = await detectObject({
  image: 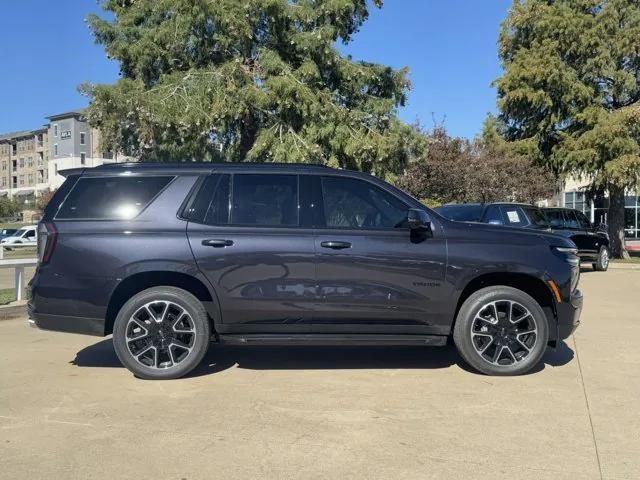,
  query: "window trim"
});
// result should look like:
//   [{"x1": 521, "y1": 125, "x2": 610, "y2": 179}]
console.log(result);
[{"x1": 53, "y1": 174, "x2": 176, "y2": 221}]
